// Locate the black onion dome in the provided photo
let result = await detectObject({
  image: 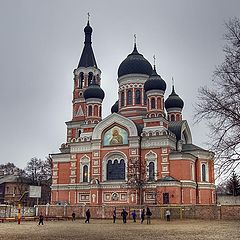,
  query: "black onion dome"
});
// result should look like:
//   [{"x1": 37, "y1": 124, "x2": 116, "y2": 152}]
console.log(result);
[
  {"x1": 118, "y1": 44, "x2": 152, "y2": 78},
  {"x1": 84, "y1": 20, "x2": 92, "y2": 34},
  {"x1": 83, "y1": 83, "x2": 105, "y2": 100},
  {"x1": 144, "y1": 67, "x2": 166, "y2": 92},
  {"x1": 165, "y1": 86, "x2": 184, "y2": 109},
  {"x1": 111, "y1": 100, "x2": 119, "y2": 113}
]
